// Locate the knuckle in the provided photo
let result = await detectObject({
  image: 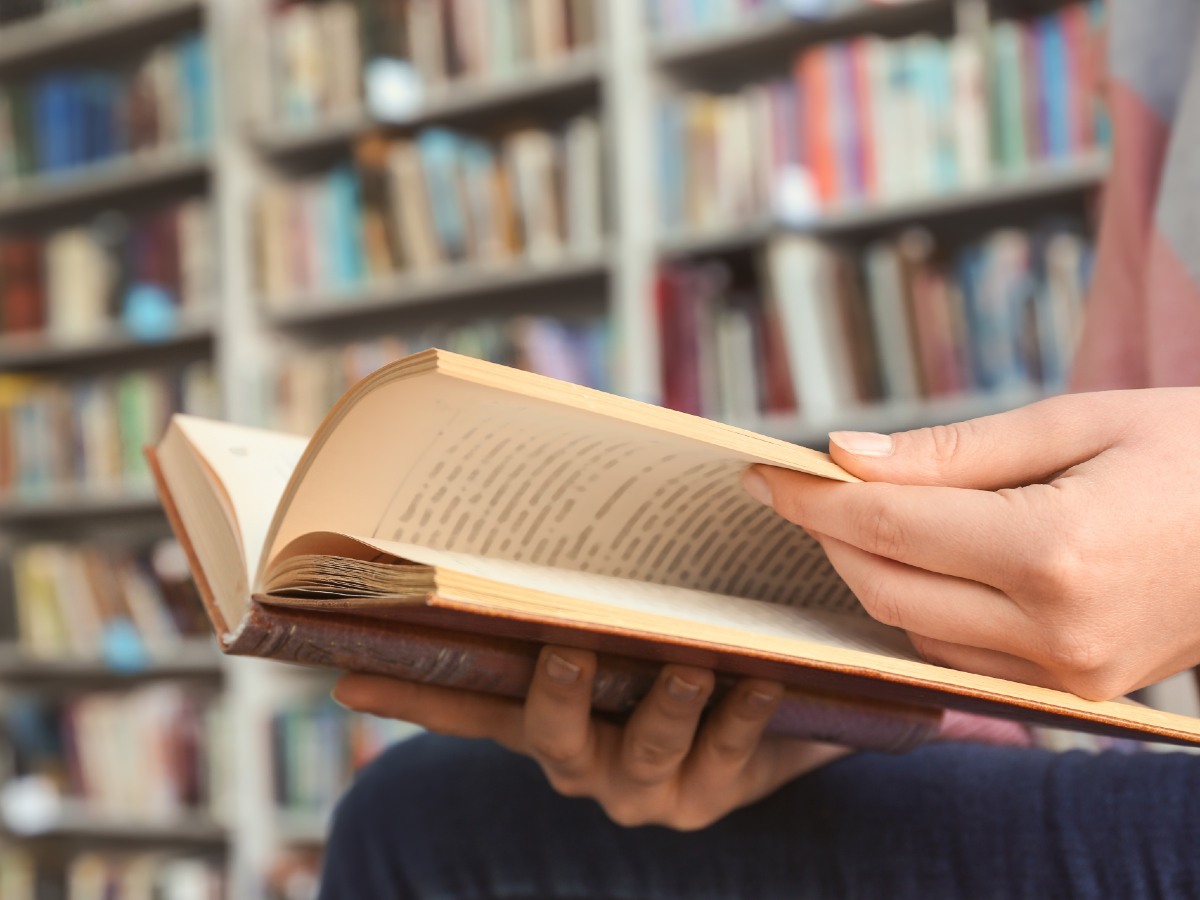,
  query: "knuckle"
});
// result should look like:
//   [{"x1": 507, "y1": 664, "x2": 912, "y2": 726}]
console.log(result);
[
  {"x1": 1024, "y1": 535, "x2": 1089, "y2": 601},
  {"x1": 602, "y1": 796, "x2": 655, "y2": 829},
  {"x1": 543, "y1": 769, "x2": 592, "y2": 799},
  {"x1": 527, "y1": 732, "x2": 588, "y2": 769},
  {"x1": 1038, "y1": 625, "x2": 1122, "y2": 692},
  {"x1": 625, "y1": 739, "x2": 683, "y2": 779},
  {"x1": 925, "y1": 423, "x2": 966, "y2": 473},
  {"x1": 857, "y1": 491, "x2": 907, "y2": 560},
  {"x1": 854, "y1": 569, "x2": 905, "y2": 629}
]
